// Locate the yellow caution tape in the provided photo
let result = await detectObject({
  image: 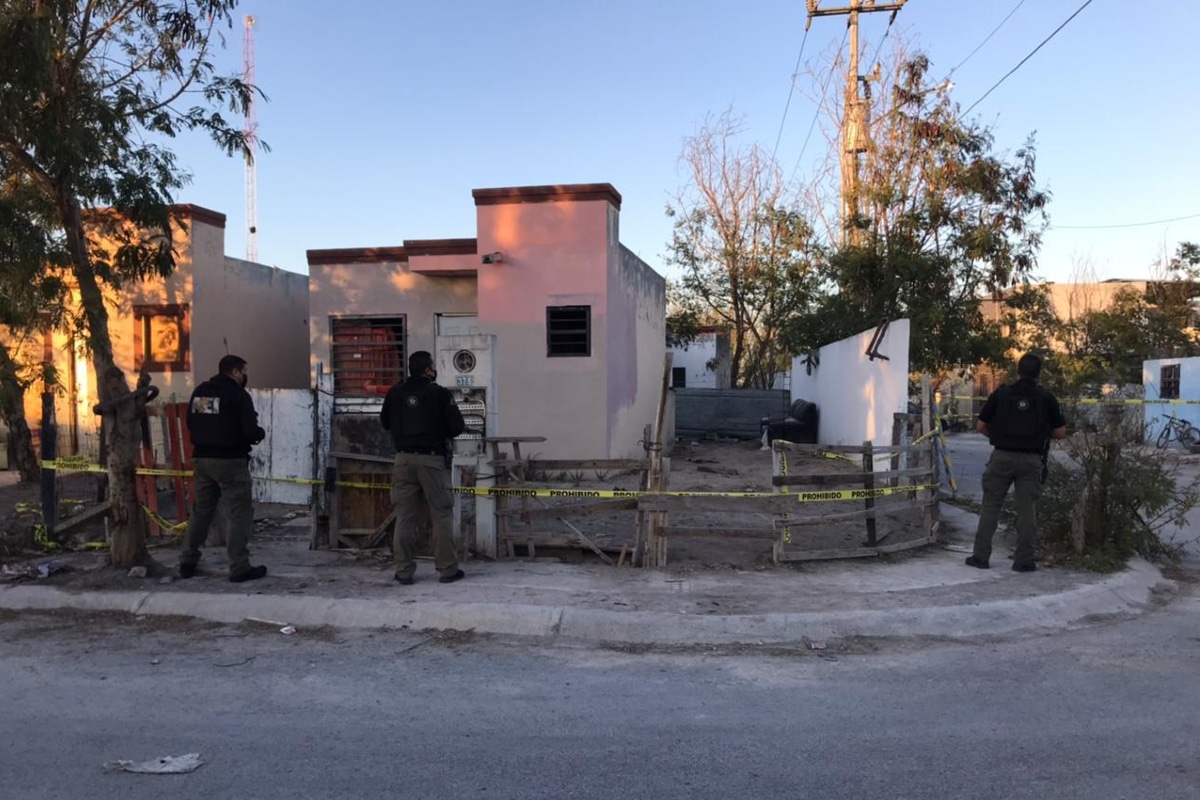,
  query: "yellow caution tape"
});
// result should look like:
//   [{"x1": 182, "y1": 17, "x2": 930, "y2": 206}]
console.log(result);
[
  {"x1": 791, "y1": 484, "x2": 936, "y2": 503},
  {"x1": 911, "y1": 428, "x2": 938, "y2": 446},
  {"x1": 141, "y1": 505, "x2": 188, "y2": 535},
  {"x1": 955, "y1": 396, "x2": 1200, "y2": 405},
  {"x1": 935, "y1": 428, "x2": 958, "y2": 495},
  {"x1": 449, "y1": 483, "x2": 935, "y2": 503},
  {"x1": 39, "y1": 462, "x2": 932, "y2": 503}
]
